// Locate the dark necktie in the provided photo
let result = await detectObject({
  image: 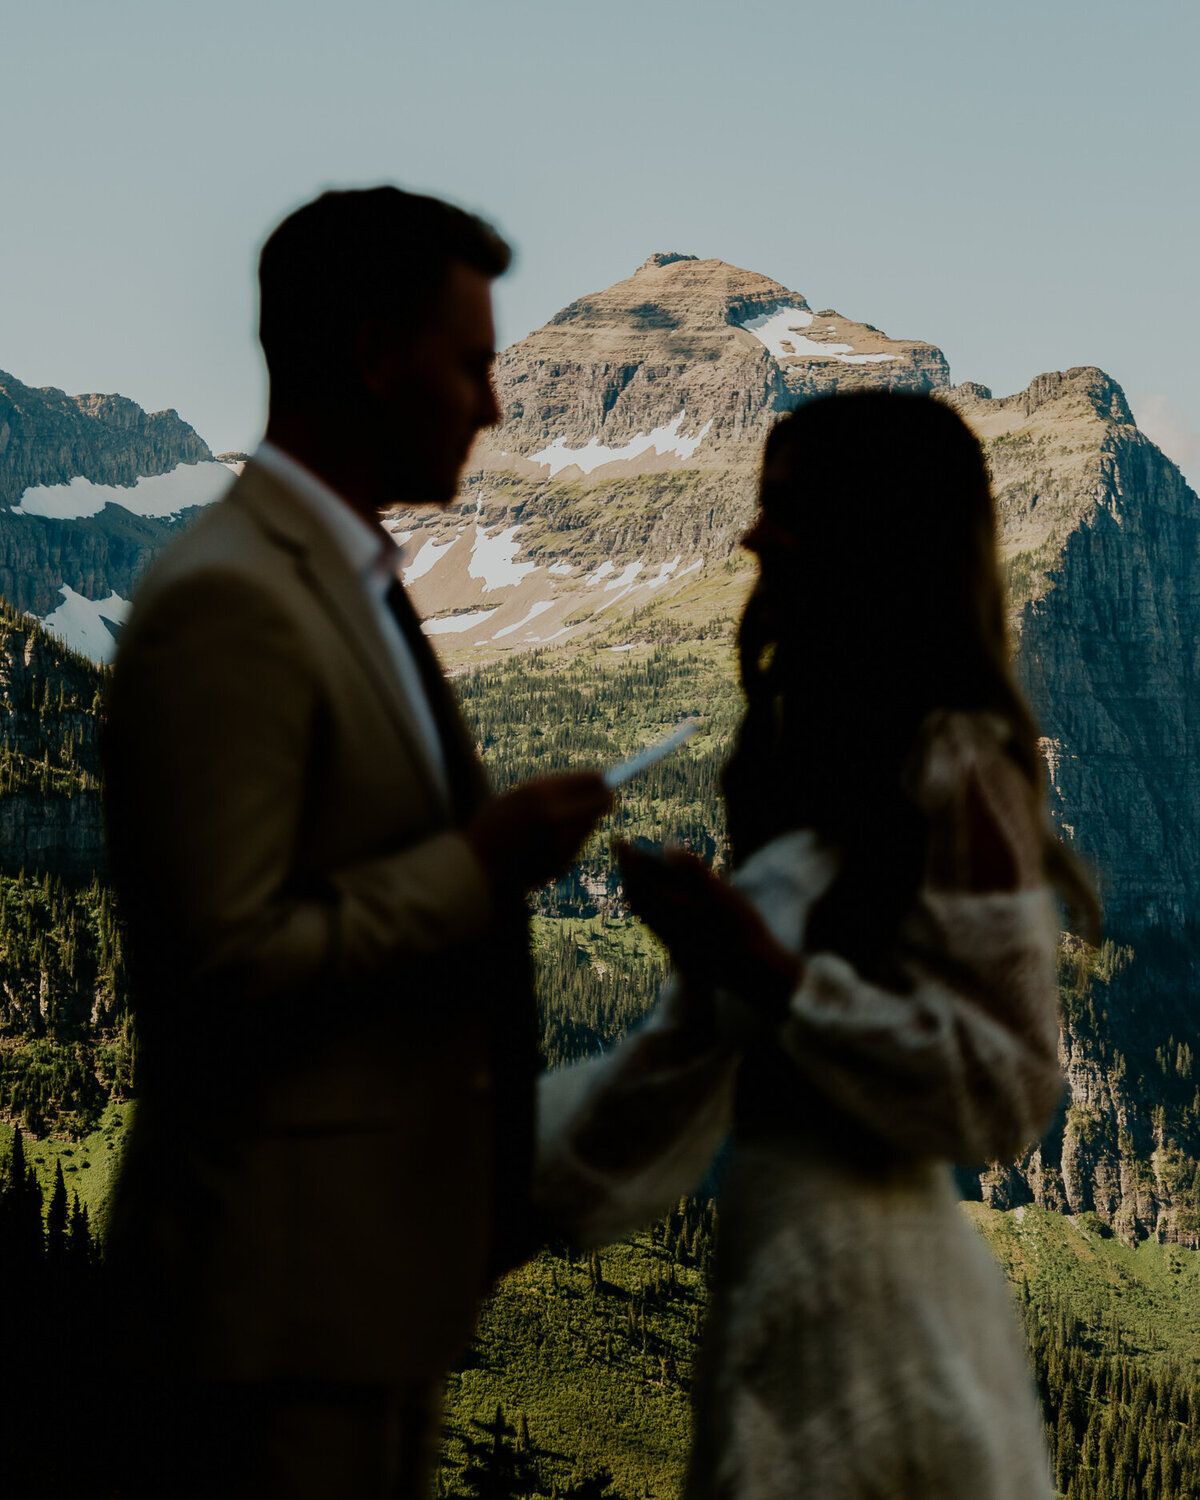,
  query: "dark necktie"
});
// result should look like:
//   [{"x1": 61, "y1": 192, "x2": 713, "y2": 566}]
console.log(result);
[{"x1": 385, "y1": 578, "x2": 481, "y2": 823}]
